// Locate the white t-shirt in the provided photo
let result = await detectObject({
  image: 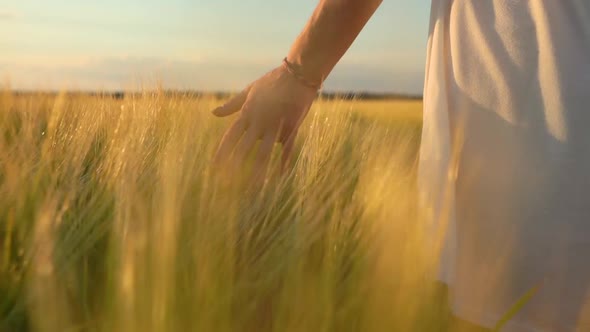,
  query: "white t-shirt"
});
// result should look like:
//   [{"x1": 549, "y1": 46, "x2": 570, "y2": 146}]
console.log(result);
[{"x1": 419, "y1": 1, "x2": 590, "y2": 331}]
